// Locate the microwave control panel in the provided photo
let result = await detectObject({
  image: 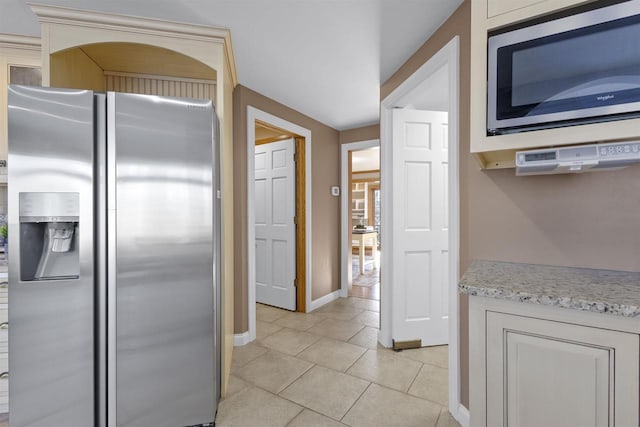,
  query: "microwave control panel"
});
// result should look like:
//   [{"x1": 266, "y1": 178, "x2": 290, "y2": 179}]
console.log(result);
[{"x1": 516, "y1": 141, "x2": 640, "y2": 175}]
